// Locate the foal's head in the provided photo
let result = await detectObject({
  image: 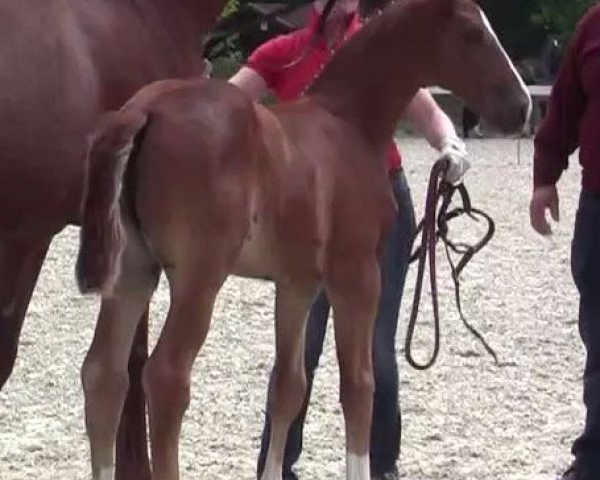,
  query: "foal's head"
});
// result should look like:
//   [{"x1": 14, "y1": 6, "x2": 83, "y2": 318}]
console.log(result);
[{"x1": 416, "y1": 0, "x2": 531, "y2": 134}]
